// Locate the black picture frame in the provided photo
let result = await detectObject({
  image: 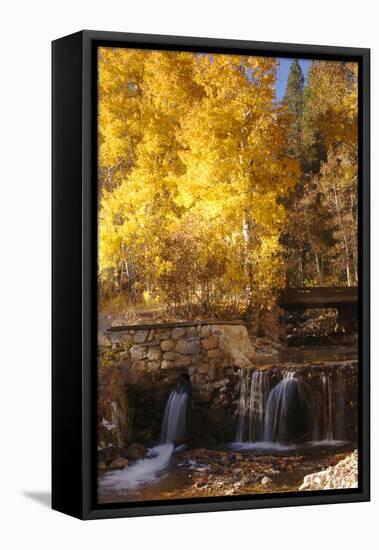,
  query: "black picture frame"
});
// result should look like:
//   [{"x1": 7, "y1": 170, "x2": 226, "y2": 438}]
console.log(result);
[{"x1": 52, "y1": 30, "x2": 370, "y2": 520}]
